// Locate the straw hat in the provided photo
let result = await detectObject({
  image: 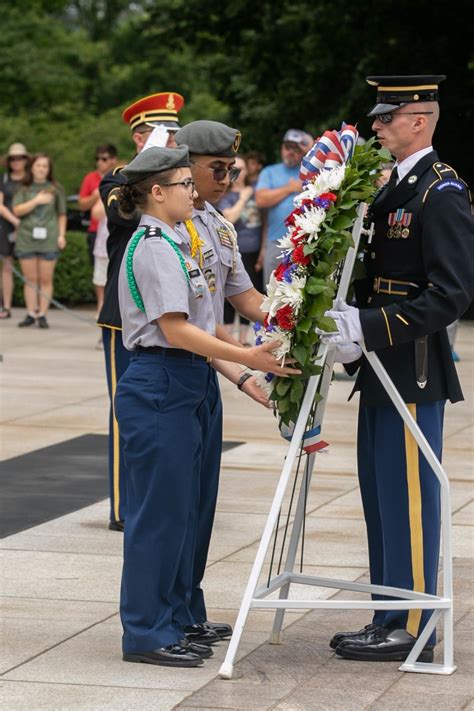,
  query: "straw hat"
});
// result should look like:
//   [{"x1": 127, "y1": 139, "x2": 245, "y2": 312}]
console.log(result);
[{"x1": 7, "y1": 143, "x2": 28, "y2": 158}]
